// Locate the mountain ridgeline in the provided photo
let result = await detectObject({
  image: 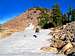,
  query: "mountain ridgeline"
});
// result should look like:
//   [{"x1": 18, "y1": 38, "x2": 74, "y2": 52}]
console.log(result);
[{"x1": 1, "y1": 4, "x2": 75, "y2": 32}]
